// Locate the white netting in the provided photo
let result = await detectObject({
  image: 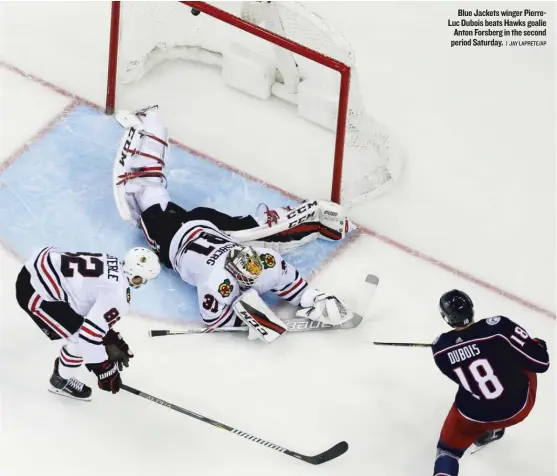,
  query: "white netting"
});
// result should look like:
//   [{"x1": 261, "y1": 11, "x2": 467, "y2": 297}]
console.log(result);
[{"x1": 115, "y1": 1, "x2": 403, "y2": 204}]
